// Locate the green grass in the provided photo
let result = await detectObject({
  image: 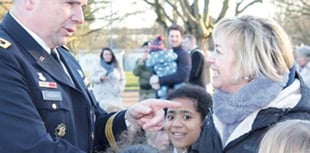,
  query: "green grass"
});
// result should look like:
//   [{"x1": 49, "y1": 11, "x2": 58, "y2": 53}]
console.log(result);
[{"x1": 125, "y1": 71, "x2": 139, "y2": 91}]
